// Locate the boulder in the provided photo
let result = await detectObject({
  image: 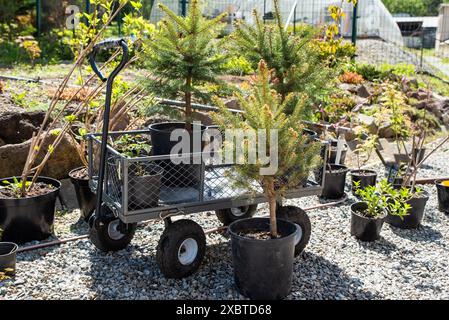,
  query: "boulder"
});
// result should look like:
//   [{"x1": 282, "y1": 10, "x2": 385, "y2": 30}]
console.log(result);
[
  {"x1": 356, "y1": 84, "x2": 371, "y2": 98},
  {"x1": 408, "y1": 88, "x2": 431, "y2": 101},
  {"x1": 339, "y1": 83, "x2": 358, "y2": 94},
  {"x1": 0, "y1": 130, "x2": 82, "y2": 180},
  {"x1": 378, "y1": 121, "x2": 395, "y2": 139},
  {"x1": 0, "y1": 108, "x2": 46, "y2": 144},
  {"x1": 224, "y1": 98, "x2": 241, "y2": 110},
  {"x1": 357, "y1": 114, "x2": 378, "y2": 134}
]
